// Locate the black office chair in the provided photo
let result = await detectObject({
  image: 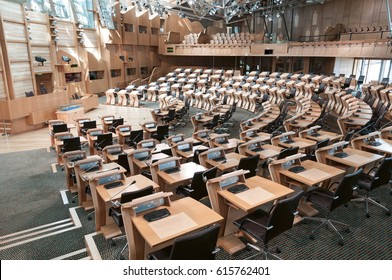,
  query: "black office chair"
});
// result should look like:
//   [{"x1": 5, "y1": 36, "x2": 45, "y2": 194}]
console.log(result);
[
  {"x1": 276, "y1": 146, "x2": 299, "y2": 160},
  {"x1": 126, "y1": 129, "x2": 143, "y2": 147},
  {"x1": 233, "y1": 190, "x2": 303, "y2": 259},
  {"x1": 80, "y1": 120, "x2": 96, "y2": 135},
  {"x1": 203, "y1": 114, "x2": 220, "y2": 131},
  {"x1": 147, "y1": 224, "x2": 220, "y2": 260},
  {"x1": 302, "y1": 138, "x2": 330, "y2": 161},
  {"x1": 351, "y1": 157, "x2": 392, "y2": 217},
  {"x1": 95, "y1": 133, "x2": 113, "y2": 151},
  {"x1": 161, "y1": 109, "x2": 176, "y2": 125},
  {"x1": 176, "y1": 167, "x2": 217, "y2": 201},
  {"x1": 109, "y1": 186, "x2": 154, "y2": 259},
  {"x1": 52, "y1": 123, "x2": 68, "y2": 135},
  {"x1": 304, "y1": 169, "x2": 363, "y2": 245},
  {"x1": 117, "y1": 154, "x2": 130, "y2": 176},
  {"x1": 108, "y1": 118, "x2": 124, "y2": 133},
  {"x1": 237, "y1": 155, "x2": 259, "y2": 178},
  {"x1": 61, "y1": 137, "x2": 81, "y2": 153},
  {"x1": 151, "y1": 125, "x2": 169, "y2": 143},
  {"x1": 192, "y1": 146, "x2": 209, "y2": 164}
]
